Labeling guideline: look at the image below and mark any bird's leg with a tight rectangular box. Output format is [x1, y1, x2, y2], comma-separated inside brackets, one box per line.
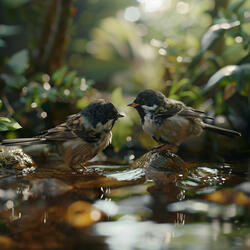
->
[79, 163, 88, 171]
[70, 163, 87, 173]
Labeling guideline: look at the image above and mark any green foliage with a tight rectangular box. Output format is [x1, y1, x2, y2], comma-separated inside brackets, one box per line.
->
[0, 100, 21, 132]
[0, 25, 20, 37]
[1, 45, 94, 111]
[7, 49, 29, 74]
[0, 117, 22, 132]
[18, 66, 93, 109]
[202, 21, 241, 53]
[78, 17, 165, 92]
[0, 0, 29, 8]
[202, 64, 250, 97]
[0, 0, 249, 148]
[168, 78, 201, 103]
[190, 0, 250, 117]
[21, 68, 93, 110]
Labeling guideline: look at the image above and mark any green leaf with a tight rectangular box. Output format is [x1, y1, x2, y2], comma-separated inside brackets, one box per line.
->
[1, 0, 29, 8]
[0, 117, 22, 132]
[0, 100, 2, 110]
[169, 78, 189, 97]
[189, 21, 241, 69]
[229, 0, 247, 12]
[0, 39, 6, 47]
[238, 52, 250, 64]
[202, 64, 250, 94]
[2, 74, 26, 90]
[52, 66, 68, 86]
[87, 79, 94, 87]
[201, 21, 240, 52]
[63, 71, 77, 86]
[0, 25, 20, 37]
[0, 117, 11, 123]
[7, 49, 29, 74]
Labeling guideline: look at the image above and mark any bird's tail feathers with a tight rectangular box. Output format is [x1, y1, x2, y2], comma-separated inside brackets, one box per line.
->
[202, 123, 241, 137]
[1, 137, 46, 146]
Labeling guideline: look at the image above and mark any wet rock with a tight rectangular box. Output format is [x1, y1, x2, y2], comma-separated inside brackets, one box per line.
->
[130, 151, 188, 186]
[131, 151, 187, 172]
[0, 146, 36, 170]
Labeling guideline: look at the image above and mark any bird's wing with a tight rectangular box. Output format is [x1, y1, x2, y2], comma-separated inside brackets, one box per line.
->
[1, 113, 101, 146]
[38, 123, 77, 141]
[179, 107, 214, 120]
[40, 113, 101, 143]
[156, 98, 214, 120]
[1, 123, 76, 146]
[66, 113, 101, 143]
[155, 100, 184, 119]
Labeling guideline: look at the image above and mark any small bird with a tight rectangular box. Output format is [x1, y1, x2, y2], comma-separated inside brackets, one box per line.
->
[128, 89, 241, 151]
[1, 100, 124, 170]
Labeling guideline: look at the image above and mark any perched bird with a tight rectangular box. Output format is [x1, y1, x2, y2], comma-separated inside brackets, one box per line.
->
[128, 89, 241, 151]
[1, 100, 124, 170]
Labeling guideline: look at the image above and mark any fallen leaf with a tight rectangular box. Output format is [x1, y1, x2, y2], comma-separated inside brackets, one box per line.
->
[65, 201, 104, 228]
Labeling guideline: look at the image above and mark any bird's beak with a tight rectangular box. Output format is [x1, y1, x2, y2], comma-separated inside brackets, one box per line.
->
[127, 102, 139, 108]
[118, 113, 125, 118]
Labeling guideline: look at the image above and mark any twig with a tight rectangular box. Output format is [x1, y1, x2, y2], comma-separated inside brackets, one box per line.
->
[1, 95, 14, 116]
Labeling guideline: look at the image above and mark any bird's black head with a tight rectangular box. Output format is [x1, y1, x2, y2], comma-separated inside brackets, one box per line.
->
[81, 100, 123, 128]
[128, 90, 165, 121]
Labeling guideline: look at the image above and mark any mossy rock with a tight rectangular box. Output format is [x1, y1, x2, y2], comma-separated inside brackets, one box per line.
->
[0, 146, 36, 170]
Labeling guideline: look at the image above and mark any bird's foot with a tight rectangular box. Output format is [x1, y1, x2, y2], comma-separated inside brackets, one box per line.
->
[80, 163, 88, 171]
[70, 163, 88, 174]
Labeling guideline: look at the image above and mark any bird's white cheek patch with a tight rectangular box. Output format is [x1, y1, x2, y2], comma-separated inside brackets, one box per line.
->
[109, 132, 112, 144]
[83, 117, 92, 129]
[141, 104, 158, 111]
[96, 119, 113, 132]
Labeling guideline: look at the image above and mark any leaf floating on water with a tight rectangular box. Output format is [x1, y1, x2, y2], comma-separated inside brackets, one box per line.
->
[65, 201, 104, 228]
[0, 235, 15, 248]
[206, 189, 250, 205]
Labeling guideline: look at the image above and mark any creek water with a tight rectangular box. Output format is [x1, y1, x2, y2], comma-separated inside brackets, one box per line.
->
[0, 149, 249, 249]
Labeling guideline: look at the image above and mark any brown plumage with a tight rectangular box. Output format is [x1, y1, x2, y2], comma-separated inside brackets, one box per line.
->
[128, 89, 241, 148]
[1, 100, 123, 170]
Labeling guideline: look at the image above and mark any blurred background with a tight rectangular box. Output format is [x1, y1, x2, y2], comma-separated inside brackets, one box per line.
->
[0, 0, 249, 160]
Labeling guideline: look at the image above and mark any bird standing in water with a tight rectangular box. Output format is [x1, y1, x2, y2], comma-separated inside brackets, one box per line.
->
[128, 89, 241, 151]
[1, 100, 124, 170]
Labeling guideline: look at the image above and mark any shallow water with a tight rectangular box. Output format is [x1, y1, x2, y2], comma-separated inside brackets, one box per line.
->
[0, 150, 249, 249]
